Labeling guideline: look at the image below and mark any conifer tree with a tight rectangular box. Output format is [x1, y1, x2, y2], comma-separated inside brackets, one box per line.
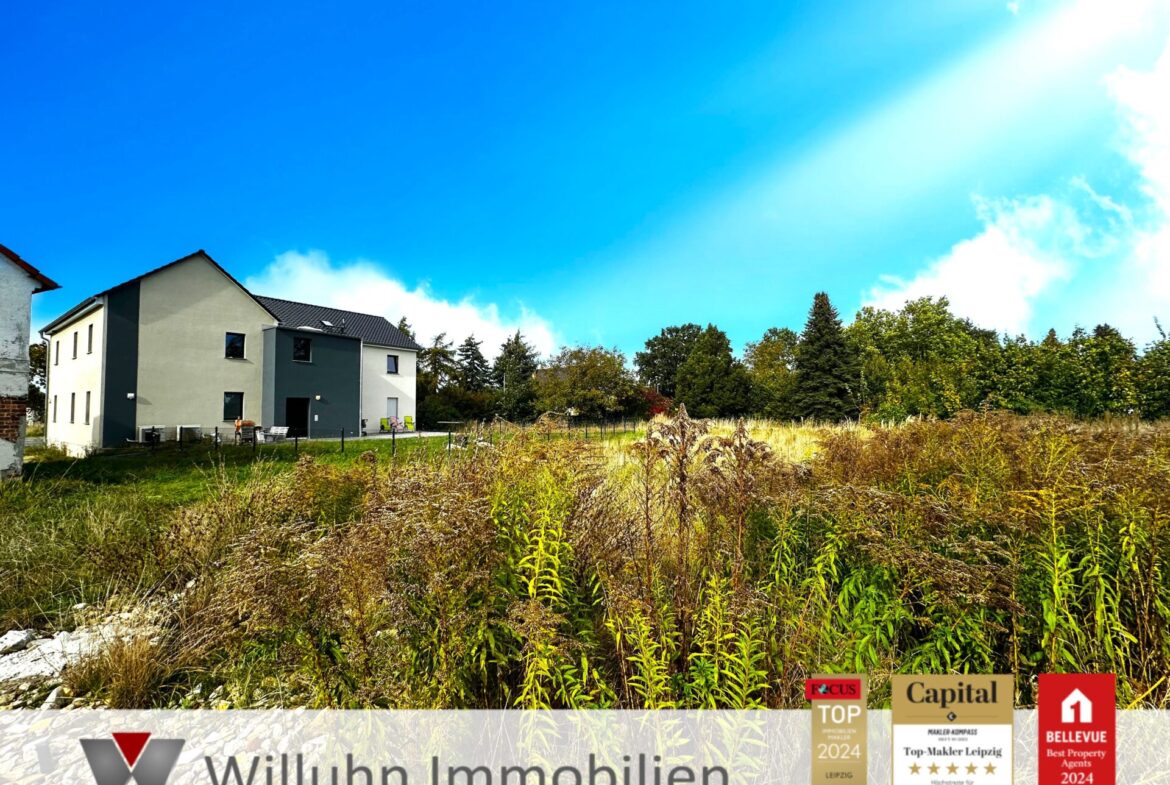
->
[395, 317, 416, 342]
[492, 331, 540, 420]
[674, 324, 752, 418]
[456, 335, 491, 391]
[793, 292, 858, 421]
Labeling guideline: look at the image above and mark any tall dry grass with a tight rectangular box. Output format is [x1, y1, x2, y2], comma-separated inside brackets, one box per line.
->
[45, 411, 1170, 708]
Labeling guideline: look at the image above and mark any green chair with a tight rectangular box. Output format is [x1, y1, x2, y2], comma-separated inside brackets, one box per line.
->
[380, 417, 391, 433]
[403, 416, 415, 432]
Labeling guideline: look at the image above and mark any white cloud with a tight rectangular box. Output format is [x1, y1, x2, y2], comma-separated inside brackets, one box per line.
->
[1103, 43, 1170, 336]
[244, 250, 559, 358]
[1007, 1, 1021, 17]
[866, 28, 1170, 343]
[1108, 41, 1170, 215]
[864, 196, 1074, 335]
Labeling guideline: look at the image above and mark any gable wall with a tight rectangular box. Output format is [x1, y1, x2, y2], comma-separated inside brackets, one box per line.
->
[135, 254, 275, 434]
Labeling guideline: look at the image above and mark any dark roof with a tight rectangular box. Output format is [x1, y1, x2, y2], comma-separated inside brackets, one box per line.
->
[39, 249, 422, 351]
[0, 243, 59, 293]
[254, 295, 422, 351]
[41, 250, 275, 335]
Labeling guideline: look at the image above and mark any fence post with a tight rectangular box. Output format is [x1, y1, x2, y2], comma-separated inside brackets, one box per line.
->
[391, 428, 396, 458]
[341, 427, 345, 453]
[294, 435, 299, 456]
[214, 426, 219, 451]
[252, 429, 257, 457]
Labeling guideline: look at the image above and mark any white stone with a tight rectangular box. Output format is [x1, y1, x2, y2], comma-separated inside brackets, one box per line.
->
[0, 628, 105, 683]
[0, 629, 34, 656]
[40, 686, 64, 709]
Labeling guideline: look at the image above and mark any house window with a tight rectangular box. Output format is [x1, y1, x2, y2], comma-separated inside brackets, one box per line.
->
[72, 331, 78, 359]
[54, 341, 59, 365]
[223, 392, 244, 421]
[387, 354, 399, 374]
[292, 337, 312, 362]
[225, 332, 246, 359]
[70, 393, 76, 424]
[85, 391, 91, 425]
[87, 325, 94, 354]
[52, 395, 57, 423]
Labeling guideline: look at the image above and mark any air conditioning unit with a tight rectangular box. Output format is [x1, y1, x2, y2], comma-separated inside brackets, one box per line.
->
[138, 425, 167, 443]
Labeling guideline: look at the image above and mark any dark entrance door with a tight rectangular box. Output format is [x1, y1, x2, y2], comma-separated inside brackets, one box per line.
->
[285, 397, 310, 438]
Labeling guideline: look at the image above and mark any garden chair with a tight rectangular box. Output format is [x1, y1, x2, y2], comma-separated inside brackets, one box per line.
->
[403, 416, 415, 432]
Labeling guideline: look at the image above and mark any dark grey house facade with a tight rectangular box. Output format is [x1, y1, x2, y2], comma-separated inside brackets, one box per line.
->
[261, 326, 362, 438]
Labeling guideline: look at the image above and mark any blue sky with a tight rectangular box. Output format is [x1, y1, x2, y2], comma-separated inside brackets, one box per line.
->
[5, 0, 1170, 357]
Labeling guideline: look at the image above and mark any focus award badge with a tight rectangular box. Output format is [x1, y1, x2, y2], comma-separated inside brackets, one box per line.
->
[808, 675, 867, 784]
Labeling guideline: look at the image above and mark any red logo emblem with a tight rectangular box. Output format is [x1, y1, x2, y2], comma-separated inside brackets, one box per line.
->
[1038, 674, 1115, 785]
[805, 678, 862, 700]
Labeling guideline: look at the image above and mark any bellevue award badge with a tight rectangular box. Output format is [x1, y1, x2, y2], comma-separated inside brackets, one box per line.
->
[892, 675, 1014, 785]
[808, 675, 867, 784]
[1038, 673, 1115, 785]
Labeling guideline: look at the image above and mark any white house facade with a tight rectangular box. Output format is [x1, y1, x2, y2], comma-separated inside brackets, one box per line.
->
[361, 343, 418, 429]
[42, 251, 420, 455]
[0, 244, 59, 478]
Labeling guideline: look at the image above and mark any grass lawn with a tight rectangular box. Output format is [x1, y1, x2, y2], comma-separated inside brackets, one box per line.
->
[1, 434, 449, 628]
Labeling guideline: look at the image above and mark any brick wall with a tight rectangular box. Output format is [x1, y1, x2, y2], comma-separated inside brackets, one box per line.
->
[0, 395, 27, 443]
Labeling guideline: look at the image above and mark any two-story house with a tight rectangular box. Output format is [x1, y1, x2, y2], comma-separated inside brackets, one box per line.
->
[41, 250, 419, 455]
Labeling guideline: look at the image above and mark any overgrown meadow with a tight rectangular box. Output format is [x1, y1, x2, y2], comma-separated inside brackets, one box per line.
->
[2, 412, 1169, 709]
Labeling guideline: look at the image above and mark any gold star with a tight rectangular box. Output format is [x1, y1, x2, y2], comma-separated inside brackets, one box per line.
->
[928, 763, 940, 774]
[966, 763, 978, 775]
[985, 763, 997, 775]
[910, 764, 921, 774]
[947, 763, 959, 775]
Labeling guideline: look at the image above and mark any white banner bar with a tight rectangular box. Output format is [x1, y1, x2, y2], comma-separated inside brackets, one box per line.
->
[1, 710, 1169, 785]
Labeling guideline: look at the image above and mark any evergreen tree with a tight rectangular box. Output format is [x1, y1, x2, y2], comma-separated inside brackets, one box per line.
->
[793, 292, 858, 421]
[635, 323, 702, 397]
[395, 317, 417, 342]
[419, 333, 458, 388]
[456, 335, 491, 391]
[492, 331, 540, 421]
[674, 324, 752, 418]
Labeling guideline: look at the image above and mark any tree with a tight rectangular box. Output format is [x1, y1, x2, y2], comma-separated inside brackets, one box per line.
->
[492, 331, 540, 421]
[456, 335, 491, 392]
[845, 297, 996, 419]
[674, 325, 752, 418]
[419, 333, 459, 388]
[793, 292, 858, 421]
[1077, 324, 1138, 417]
[635, 323, 702, 398]
[534, 346, 640, 420]
[28, 343, 47, 420]
[744, 327, 798, 419]
[1138, 322, 1170, 419]
[396, 317, 416, 342]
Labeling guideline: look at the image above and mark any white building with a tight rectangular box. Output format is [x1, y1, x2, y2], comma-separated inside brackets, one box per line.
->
[0, 244, 59, 478]
[41, 251, 419, 456]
